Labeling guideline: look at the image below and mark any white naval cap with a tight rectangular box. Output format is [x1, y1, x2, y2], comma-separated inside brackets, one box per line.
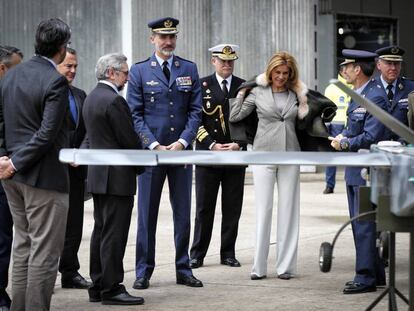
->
[208, 44, 239, 60]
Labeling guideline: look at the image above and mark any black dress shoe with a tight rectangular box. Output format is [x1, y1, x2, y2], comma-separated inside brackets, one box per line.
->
[102, 292, 144, 305]
[250, 274, 266, 280]
[343, 282, 376, 294]
[323, 187, 334, 194]
[133, 277, 150, 290]
[176, 274, 203, 287]
[345, 280, 386, 287]
[221, 258, 241, 267]
[190, 258, 204, 269]
[62, 273, 92, 289]
[277, 273, 292, 280]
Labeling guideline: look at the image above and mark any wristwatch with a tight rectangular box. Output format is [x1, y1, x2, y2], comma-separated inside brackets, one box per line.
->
[340, 139, 350, 150]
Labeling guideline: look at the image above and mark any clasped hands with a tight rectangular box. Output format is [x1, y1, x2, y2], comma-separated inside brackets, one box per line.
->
[329, 134, 344, 151]
[212, 142, 241, 151]
[0, 156, 15, 179]
[154, 141, 185, 151]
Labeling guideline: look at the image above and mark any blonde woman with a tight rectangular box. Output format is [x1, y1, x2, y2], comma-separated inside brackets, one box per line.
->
[229, 51, 308, 280]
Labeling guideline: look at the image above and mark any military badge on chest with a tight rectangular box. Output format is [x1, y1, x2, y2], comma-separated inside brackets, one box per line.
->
[202, 81, 226, 135]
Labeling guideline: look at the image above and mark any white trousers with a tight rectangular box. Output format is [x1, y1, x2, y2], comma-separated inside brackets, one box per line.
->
[251, 165, 300, 277]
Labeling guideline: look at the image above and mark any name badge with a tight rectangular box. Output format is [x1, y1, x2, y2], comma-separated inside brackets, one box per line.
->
[353, 107, 366, 114]
[176, 76, 192, 86]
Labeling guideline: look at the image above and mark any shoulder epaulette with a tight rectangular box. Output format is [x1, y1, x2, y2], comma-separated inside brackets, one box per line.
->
[135, 57, 150, 65]
[175, 55, 194, 64]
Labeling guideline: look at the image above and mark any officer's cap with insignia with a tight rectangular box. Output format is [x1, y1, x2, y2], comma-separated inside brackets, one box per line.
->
[340, 49, 378, 66]
[148, 17, 179, 34]
[375, 45, 405, 62]
[209, 44, 239, 61]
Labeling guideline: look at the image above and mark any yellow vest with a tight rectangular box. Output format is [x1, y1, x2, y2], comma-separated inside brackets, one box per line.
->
[324, 75, 352, 124]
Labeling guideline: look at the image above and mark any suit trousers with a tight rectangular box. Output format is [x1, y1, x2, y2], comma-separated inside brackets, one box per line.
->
[0, 185, 12, 307]
[191, 166, 245, 260]
[251, 165, 300, 277]
[346, 185, 385, 286]
[59, 168, 85, 278]
[136, 165, 192, 279]
[2, 180, 68, 311]
[89, 194, 133, 299]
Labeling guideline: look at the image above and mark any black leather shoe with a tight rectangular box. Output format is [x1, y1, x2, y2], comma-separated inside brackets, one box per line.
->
[190, 258, 204, 269]
[133, 277, 149, 290]
[250, 274, 266, 280]
[343, 282, 376, 294]
[323, 187, 334, 194]
[62, 273, 92, 289]
[176, 274, 203, 287]
[221, 257, 241, 267]
[345, 280, 386, 287]
[88, 294, 101, 303]
[277, 273, 292, 280]
[102, 292, 144, 305]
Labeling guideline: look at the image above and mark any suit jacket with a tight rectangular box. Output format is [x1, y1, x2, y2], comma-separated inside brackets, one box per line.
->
[229, 86, 301, 152]
[82, 82, 142, 196]
[196, 74, 245, 149]
[0, 55, 70, 193]
[127, 53, 202, 149]
[68, 86, 87, 179]
[342, 78, 388, 185]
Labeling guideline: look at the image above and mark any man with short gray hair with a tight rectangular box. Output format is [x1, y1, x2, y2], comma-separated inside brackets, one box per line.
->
[82, 53, 144, 305]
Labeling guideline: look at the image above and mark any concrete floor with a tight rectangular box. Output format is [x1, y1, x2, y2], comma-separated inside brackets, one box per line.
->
[16, 170, 410, 310]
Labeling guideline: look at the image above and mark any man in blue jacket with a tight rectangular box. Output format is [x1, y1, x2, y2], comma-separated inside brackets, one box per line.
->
[375, 45, 414, 141]
[330, 49, 387, 294]
[127, 17, 203, 290]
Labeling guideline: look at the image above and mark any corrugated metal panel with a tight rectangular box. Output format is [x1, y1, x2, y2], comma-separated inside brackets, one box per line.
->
[1, 0, 317, 91]
[0, 0, 122, 93]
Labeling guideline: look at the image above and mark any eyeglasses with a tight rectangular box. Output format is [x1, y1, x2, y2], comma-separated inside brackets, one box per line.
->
[116, 69, 129, 75]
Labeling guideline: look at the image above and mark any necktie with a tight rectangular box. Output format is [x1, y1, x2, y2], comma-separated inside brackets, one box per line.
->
[163, 61, 170, 81]
[69, 91, 78, 123]
[386, 84, 394, 101]
[222, 80, 228, 98]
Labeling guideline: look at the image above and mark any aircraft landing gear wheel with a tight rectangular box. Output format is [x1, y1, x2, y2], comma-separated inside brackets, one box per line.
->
[378, 231, 389, 262]
[319, 242, 333, 273]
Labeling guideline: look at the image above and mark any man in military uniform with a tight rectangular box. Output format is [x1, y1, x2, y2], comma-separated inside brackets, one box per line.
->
[375, 45, 414, 141]
[330, 49, 387, 294]
[127, 17, 203, 290]
[323, 64, 351, 194]
[189, 44, 245, 269]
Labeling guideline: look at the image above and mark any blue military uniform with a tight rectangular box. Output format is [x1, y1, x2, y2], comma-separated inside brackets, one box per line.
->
[127, 17, 202, 282]
[374, 46, 414, 141]
[339, 50, 387, 291]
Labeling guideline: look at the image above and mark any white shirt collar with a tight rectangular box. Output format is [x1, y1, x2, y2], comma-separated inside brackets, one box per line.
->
[355, 79, 370, 94]
[380, 75, 396, 91]
[155, 54, 173, 69]
[215, 73, 232, 91]
[99, 80, 119, 94]
[39, 55, 57, 69]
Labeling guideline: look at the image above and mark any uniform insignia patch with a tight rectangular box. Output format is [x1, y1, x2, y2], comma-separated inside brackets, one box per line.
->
[206, 89, 211, 94]
[353, 107, 366, 113]
[398, 83, 404, 90]
[203, 81, 208, 87]
[203, 95, 212, 100]
[174, 61, 180, 67]
[151, 61, 157, 67]
[146, 80, 159, 86]
[206, 101, 211, 108]
[176, 76, 192, 86]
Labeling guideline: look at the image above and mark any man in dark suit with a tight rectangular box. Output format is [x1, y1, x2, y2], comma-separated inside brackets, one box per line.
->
[83, 53, 144, 306]
[56, 47, 91, 289]
[330, 49, 387, 294]
[375, 45, 414, 141]
[190, 44, 245, 269]
[127, 17, 203, 290]
[0, 18, 71, 310]
[0, 45, 23, 311]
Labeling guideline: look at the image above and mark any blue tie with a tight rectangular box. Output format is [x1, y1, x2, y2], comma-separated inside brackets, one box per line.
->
[69, 91, 78, 123]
